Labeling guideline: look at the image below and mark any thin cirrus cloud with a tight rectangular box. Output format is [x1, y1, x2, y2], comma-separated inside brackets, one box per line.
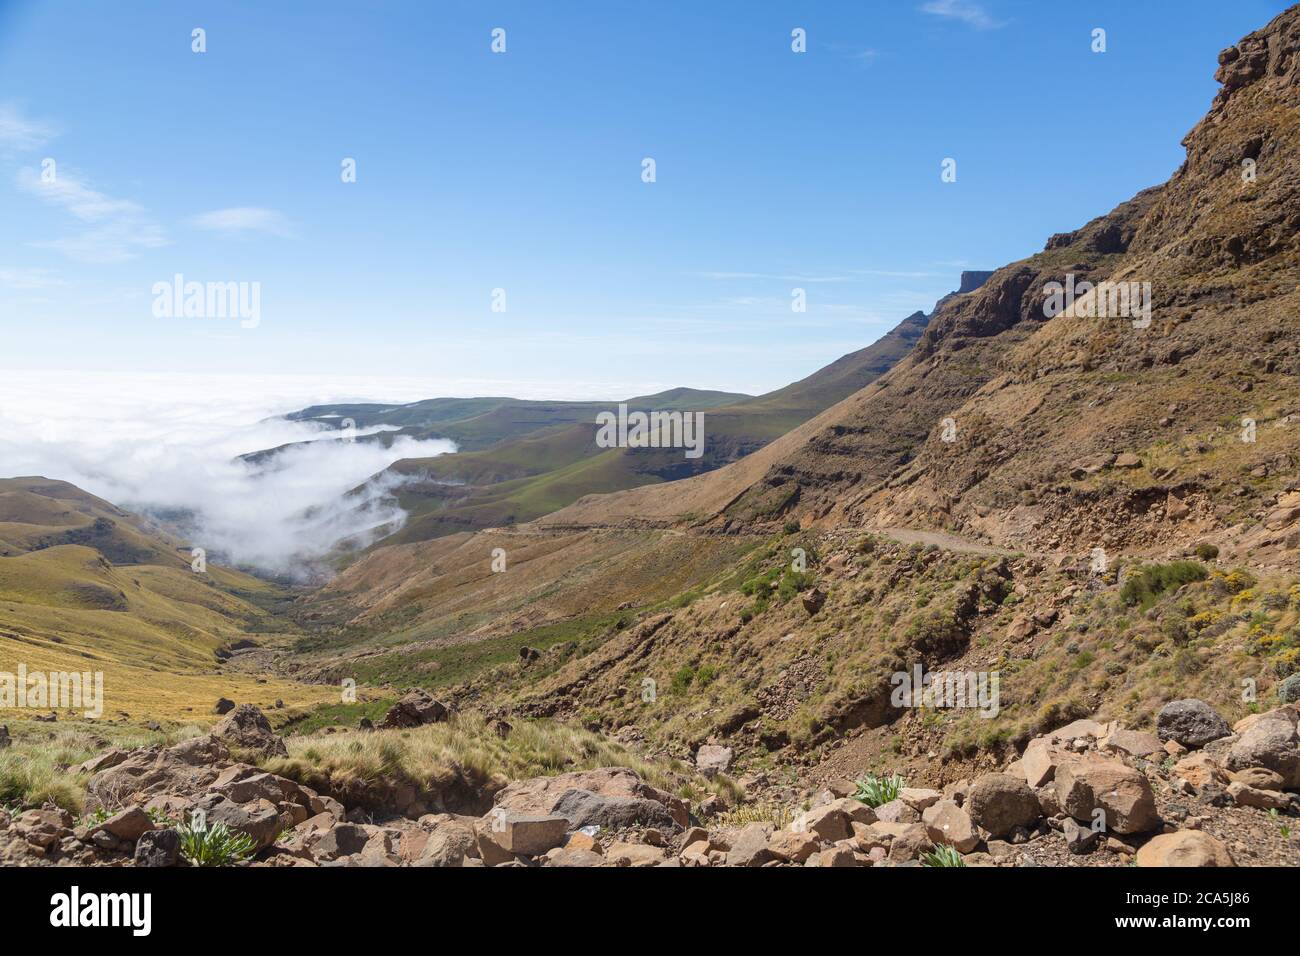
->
[919, 0, 1004, 30]
[0, 267, 64, 290]
[0, 102, 56, 155]
[17, 165, 166, 264]
[190, 206, 296, 239]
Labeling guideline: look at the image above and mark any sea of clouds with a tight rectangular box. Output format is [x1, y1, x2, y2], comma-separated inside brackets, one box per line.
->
[0, 371, 472, 580]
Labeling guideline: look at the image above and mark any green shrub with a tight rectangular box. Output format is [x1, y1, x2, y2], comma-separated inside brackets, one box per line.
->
[670, 667, 695, 694]
[1120, 561, 1208, 610]
[1194, 543, 1219, 561]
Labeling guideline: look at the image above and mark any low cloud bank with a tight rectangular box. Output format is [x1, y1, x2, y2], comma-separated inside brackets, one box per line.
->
[0, 372, 455, 580]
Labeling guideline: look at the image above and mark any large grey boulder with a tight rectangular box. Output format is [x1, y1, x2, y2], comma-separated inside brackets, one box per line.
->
[550, 789, 678, 833]
[1156, 699, 1231, 749]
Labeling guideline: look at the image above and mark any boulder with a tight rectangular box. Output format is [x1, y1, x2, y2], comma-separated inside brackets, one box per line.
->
[801, 588, 827, 615]
[211, 767, 294, 805]
[480, 812, 567, 856]
[1101, 729, 1164, 759]
[1045, 719, 1110, 744]
[495, 767, 685, 829]
[13, 808, 73, 849]
[1022, 737, 1073, 788]
[921, 799, 979, 853]
[695, 744, 733, 777]
[1135, 831, 1234, 867]
[1156, 699, 1231, 749]
[1227, 781, 1291, 811]
[873, 799, 920, 824]
[828, 797, 877, 825]
[1224, 706, 1300, 787]
[605, 841, 666, 867]
[550, 790, 678, 833]
[213, 698, 235, 715]
[793, 803, 851, 842]
[211, 705, 289, 758]
[310, 822, 371, 861]
[195, 794, 281, 851]
[1227, 767, 1285, 791]
[898, 788, 942, 812]
[1062, 817, 1101, 855]
[413, 819, 477, 867]
[768, 829, 820, 863]
[133, 828, 180, 867]
[966, 773, 1041, 837]
[818, 845, 857, 867]
[87, 738, 230, 805]
[942, 778, 970, 806]
[725, 823, 774, 867]
[1278, 674, 1300, 705]
[887, 823, 932, 863]
[1173, 752, 1227, 789]
[378, 689, 451, 729]
[1055, 756, 1159, 834]
[90, 806, 154, 842]
[545, 848, 607, 867]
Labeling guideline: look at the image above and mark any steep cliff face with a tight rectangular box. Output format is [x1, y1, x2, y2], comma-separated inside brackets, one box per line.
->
[843, 7, 1300, 561]
[540, 7, 1300, 566]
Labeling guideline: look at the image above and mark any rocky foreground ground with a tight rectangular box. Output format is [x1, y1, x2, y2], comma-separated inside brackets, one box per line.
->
[2, 691, 1296, 867]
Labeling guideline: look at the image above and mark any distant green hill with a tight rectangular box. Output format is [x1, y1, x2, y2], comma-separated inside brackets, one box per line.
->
[265, 387, 750, 458]
[335, 303, 953, 548]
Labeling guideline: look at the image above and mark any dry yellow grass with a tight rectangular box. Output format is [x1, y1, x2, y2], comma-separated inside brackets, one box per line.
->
[266, 712, 740, 804]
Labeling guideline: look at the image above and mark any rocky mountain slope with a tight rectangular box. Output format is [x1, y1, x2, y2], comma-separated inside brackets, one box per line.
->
[3, 8, 1299, 871]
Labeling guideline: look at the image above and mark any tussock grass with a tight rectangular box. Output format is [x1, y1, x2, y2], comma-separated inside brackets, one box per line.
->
[266, 713, 740, 803]
[0, 720, 201, 812]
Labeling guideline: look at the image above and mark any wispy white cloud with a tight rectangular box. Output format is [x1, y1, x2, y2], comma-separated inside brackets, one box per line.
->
[18, 166, 166, 263]
[920, 0, 1004, 30]
[18, 166, 139, 220]
[695, 271, 853, 283]
[0, 267, 64, 290]
[191, 207, 296, 238]
[0, 103, 56, 155]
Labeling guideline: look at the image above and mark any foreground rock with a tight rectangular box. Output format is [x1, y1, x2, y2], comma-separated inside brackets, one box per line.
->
[1055, 756, 1159, 834]
[1156, 699, 1231, 749]
[378, 690, 452, 730]
[1135, 831, 1235, 867]
[966, 773, 1039, 837]
[212, 704, 289, 758]
[1225, 705, 1300, 787]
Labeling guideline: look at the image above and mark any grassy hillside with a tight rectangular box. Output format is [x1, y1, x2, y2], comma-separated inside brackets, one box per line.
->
[0, 478, 334, 721]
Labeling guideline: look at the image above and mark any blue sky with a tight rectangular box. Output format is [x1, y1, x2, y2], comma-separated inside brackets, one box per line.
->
[0, 0, 1289, 398]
